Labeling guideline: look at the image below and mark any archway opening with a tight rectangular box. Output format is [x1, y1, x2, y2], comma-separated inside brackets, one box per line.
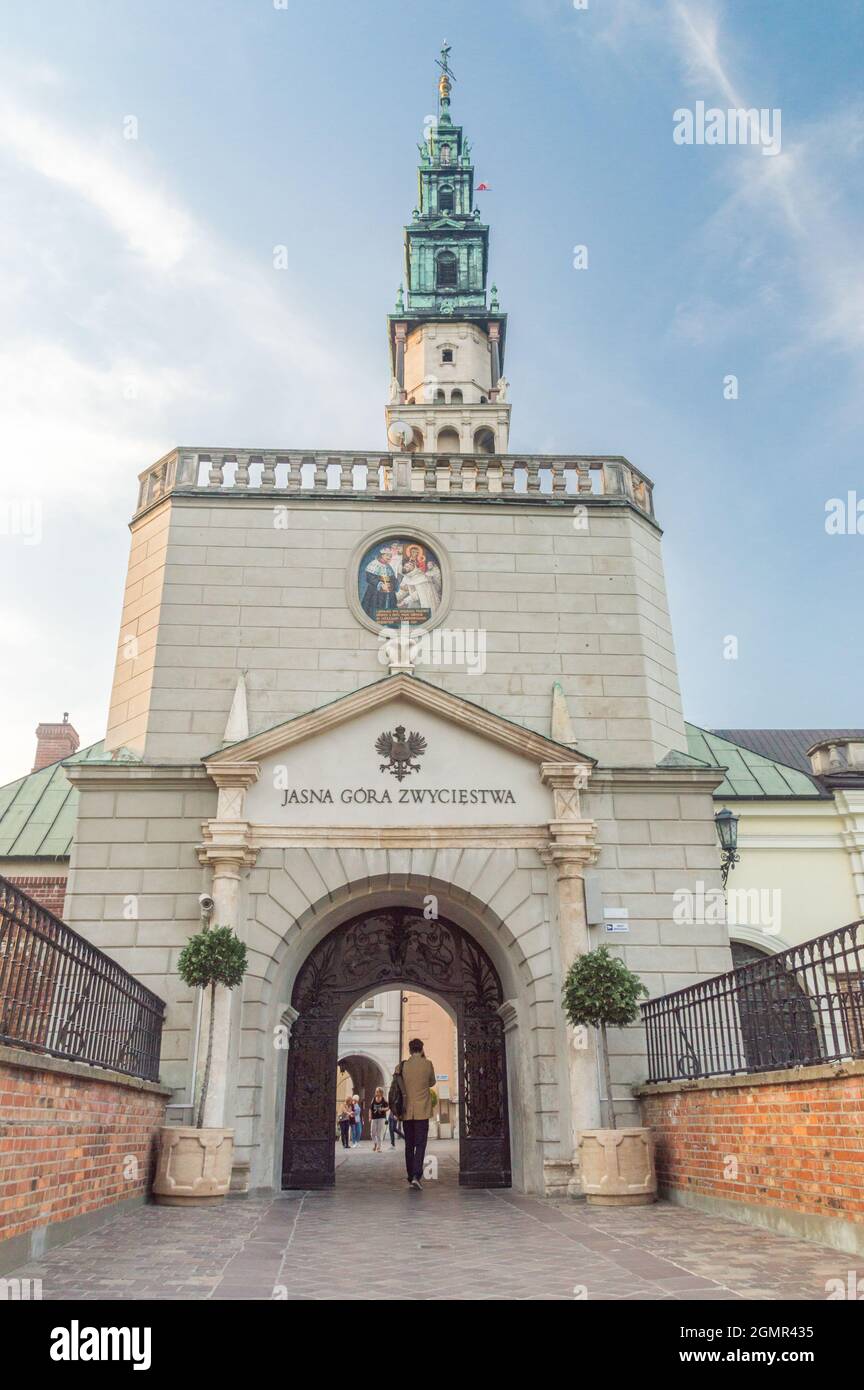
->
[336, 1051, 386, 1142]
[731, 940, 824, 1068]
[334, 988, 458, 1178]
[437, 426, 460, 453]
[282, 907, 511, 1190]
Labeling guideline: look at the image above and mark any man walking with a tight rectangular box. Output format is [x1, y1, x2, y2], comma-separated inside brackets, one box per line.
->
[393, 1038, 436, 1190]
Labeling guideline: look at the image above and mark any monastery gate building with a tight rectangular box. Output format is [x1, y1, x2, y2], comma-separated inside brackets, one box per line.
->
[62, 54, 731, 1197]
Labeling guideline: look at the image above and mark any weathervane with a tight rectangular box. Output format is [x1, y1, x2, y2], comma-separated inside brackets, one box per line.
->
[436, 40, 456, 111]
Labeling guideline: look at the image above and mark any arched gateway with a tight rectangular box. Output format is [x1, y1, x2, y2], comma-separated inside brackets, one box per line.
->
[282, 906, 511, 1189]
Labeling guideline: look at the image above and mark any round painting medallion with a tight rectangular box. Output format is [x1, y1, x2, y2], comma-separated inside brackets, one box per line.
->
[357, 537, 443, 627]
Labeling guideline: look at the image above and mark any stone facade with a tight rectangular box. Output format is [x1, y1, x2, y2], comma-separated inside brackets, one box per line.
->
[104, 495, 687, 771]
[58, 50, 732, 1198]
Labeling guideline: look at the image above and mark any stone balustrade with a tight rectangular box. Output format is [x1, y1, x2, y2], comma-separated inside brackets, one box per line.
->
[134, 448, 655, 520]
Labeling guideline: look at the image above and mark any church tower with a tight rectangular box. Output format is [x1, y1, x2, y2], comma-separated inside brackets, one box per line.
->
[386, 44, 510, 456]
[64, 43, 730, 1202]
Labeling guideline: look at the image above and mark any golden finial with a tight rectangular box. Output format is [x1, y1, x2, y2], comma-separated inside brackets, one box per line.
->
[436, 41, 455, 110]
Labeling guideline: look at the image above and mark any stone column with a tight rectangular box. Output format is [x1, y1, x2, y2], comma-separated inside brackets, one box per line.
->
[196, 762, 260, 1129]
[488, 322, 501, 400]
[540, 762, 601, 1180]
[393, 321, 407, 401]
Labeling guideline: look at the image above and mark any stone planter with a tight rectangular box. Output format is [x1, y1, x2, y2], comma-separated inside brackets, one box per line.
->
[577, 1127, 657, 1206]
[152, 1126, 234, 1206]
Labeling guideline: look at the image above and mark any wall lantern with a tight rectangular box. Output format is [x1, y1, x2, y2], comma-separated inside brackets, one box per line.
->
[714, 807, 740, 888]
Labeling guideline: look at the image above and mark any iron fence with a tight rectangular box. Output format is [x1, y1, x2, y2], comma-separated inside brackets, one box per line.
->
[642, 919, 864, 1083]
[0, 874, 164, 1081]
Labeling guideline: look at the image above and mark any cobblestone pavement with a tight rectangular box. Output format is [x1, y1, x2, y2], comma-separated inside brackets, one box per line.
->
[5, 1141, 851, 1301]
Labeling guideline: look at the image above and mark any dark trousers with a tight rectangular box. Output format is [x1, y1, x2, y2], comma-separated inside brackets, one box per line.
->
[339, 1121, 351, 1148]
[403, 1119, 429, 1181]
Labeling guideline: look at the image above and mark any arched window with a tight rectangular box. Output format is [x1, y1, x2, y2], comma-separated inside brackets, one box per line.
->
[439, 186, 454, 214]
[439, 144, 451, 165]
[450, 389, 463, 404]
[436, 251, 458, 289]
[437, 427, 460, 454]
[434, 389, 445, 403]
[474, 427, 495, 455]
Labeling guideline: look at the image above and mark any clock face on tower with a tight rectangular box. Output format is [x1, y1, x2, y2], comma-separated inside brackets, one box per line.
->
[358, 537, 443, 627]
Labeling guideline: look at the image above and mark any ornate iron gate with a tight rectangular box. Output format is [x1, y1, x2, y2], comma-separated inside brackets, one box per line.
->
[282, 907, 511, 1189]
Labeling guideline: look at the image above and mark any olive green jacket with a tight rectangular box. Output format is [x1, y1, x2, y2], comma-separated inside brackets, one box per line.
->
[398, 1053, 437, 1121]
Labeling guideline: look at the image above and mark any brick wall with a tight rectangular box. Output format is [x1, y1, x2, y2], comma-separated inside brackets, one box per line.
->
[638, 1062, 864, 1231]
[7, 875, 67, 918]
[0, 1045, 169, 1252]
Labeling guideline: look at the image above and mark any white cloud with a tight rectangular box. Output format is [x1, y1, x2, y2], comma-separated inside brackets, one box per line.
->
[652, 1, 864, 369]
[0, 78, 383, 781]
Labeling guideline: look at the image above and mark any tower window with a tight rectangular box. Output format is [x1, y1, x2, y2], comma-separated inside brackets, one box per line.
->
[474, 427, 495, 455]
[441, 349, 454, 364]
[436, 251, 458, 289]
[450, 389, 463, 404]
[440, 144, 451, 165]
[439, 187, 454, 214]
[437, 427, 460, 453]
[434, 389, 445, 403]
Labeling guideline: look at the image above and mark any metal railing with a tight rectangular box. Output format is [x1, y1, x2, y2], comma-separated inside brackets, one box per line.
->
[642, 920, 864, 1083]
[0, 875, 165, 1082]
[134, 447, 656, 521]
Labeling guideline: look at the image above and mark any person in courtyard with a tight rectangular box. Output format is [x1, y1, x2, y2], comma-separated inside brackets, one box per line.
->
[388, 1111, 401, 1147]
[369, 1087, 389, 1151]
[352, 1094, 362, 1146]
[339, 1098, 353, 1149]
[392, 1037, 436, 1189]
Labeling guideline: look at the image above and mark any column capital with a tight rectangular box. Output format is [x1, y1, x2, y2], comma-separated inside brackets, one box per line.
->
[204, 760, 260, 790]
[197, 824, 259, 875]
[541, 823, 599, 874]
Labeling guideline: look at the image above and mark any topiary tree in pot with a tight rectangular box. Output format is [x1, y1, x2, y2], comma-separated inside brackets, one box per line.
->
[153, 925, 248, 1206]
[177, 926, 248, 1128]
[562, 945, 647, 1129]
[562, 946, 656, 1205]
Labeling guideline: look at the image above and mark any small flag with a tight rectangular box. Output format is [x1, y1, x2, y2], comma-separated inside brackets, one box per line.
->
[477, 182, 491, 191]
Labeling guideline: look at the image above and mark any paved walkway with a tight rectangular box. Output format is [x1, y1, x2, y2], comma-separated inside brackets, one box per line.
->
[6, 1141, 851, 1300]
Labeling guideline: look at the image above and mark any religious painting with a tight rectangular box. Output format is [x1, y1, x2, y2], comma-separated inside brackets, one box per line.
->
[358, 537, 443, 626]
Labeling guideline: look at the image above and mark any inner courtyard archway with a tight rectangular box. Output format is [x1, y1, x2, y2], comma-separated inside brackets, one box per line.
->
[282, 907, 511, 1189]
[337, 1054, 386, 1139]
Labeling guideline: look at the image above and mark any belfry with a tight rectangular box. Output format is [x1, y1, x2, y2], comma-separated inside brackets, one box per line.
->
[57, 46, 732, 1198]
[386, 43, 509, 456]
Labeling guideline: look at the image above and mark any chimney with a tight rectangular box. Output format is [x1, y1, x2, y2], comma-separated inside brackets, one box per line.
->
[33, 713, 80, 772]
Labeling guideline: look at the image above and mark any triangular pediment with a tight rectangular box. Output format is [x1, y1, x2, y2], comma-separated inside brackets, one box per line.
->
[204, 675, 594, 769]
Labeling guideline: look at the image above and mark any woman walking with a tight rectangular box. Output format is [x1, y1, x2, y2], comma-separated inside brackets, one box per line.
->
[352, 1094, 362, 1146]
[338, 1098, 353, 1150]
[369, 1087, 389, 1152]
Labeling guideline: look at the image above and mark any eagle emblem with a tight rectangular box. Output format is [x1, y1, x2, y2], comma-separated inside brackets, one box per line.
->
[375, 725, 427, 781]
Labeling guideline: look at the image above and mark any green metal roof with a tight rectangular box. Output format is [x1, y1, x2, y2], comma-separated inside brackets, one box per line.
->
[0, 740, 105, 858]
[684, 724, 825, 799]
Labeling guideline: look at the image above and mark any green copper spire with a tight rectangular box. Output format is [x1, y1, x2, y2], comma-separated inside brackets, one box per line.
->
[387, 46, 508, 399]
[398, 44, 498, 322]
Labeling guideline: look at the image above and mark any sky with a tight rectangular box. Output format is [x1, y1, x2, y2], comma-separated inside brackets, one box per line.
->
[0, 0, 862, 783]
